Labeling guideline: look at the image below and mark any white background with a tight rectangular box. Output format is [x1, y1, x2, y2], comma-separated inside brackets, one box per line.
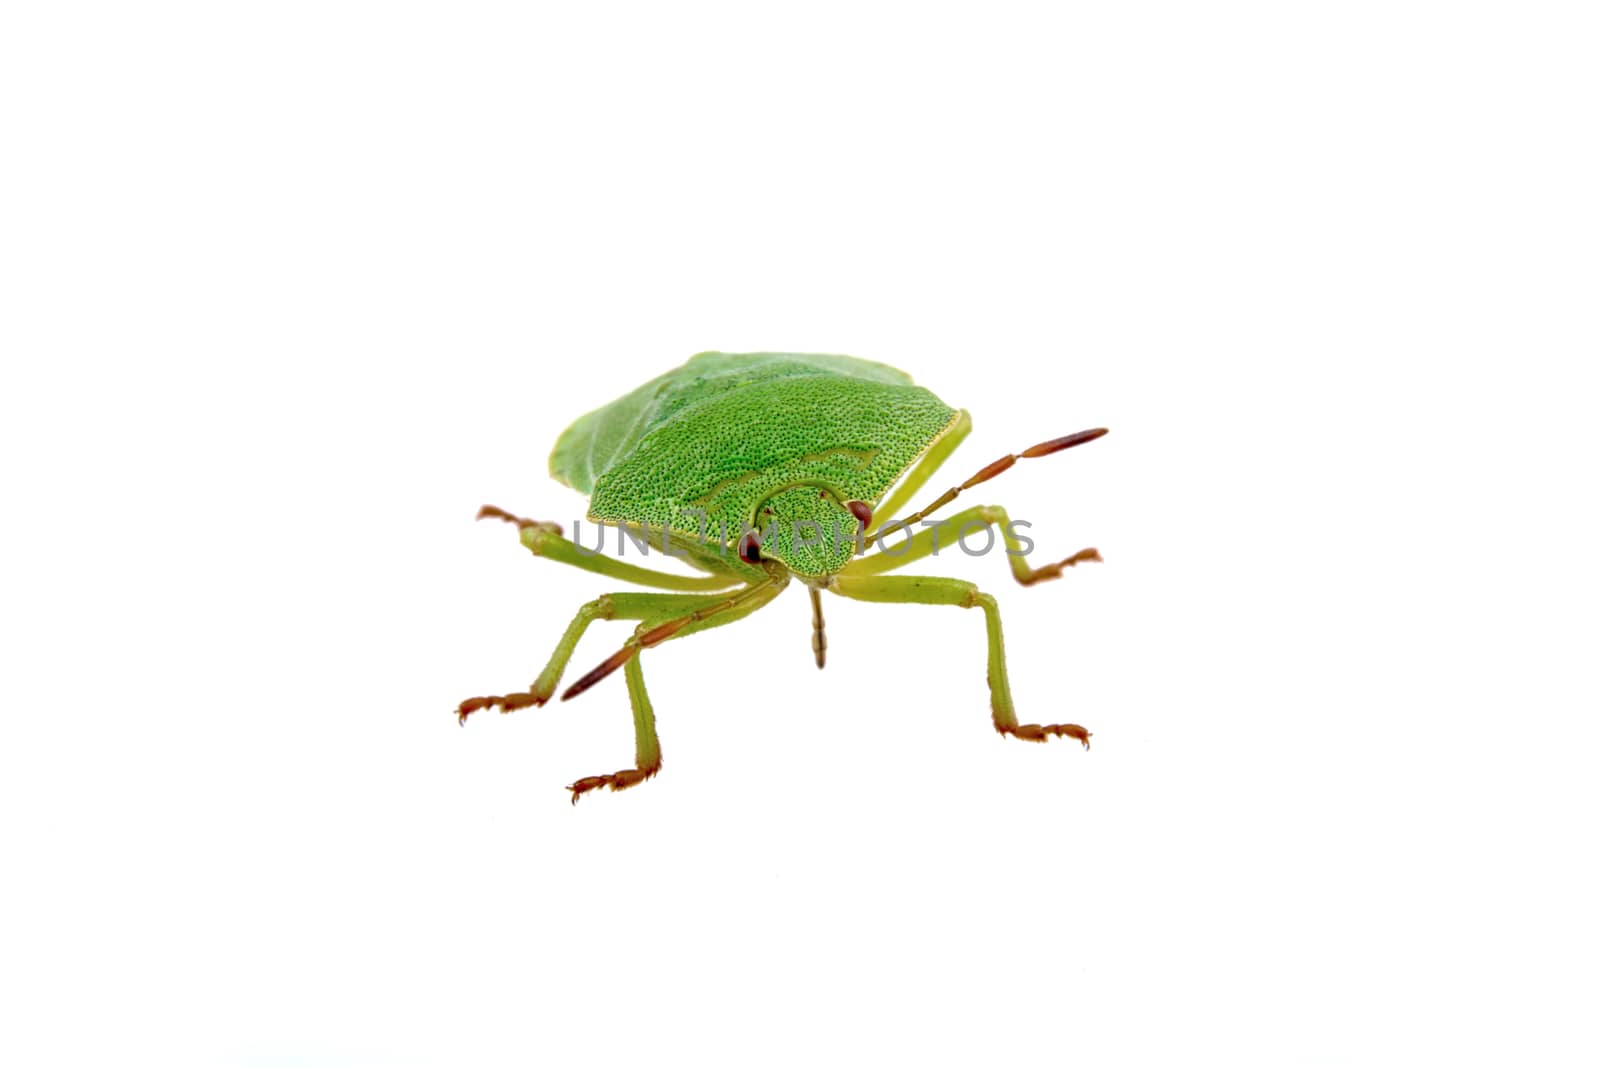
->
[4, 3, 1597, 1065]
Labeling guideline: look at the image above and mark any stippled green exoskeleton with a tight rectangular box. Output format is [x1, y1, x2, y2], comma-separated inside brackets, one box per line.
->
[458, 352, 1108, 801]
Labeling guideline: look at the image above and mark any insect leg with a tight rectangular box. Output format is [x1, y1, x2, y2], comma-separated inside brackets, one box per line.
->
[828, 573, 1091, 749]
[455, 590, 737, 723]
[563, 580, 788, 802]
[566, 655, 662, 804]
[477, 505, 736, 592]
[841, 504, 1101, 585]
[863, 428, 1107, 548]
[561, 579, 787, 702]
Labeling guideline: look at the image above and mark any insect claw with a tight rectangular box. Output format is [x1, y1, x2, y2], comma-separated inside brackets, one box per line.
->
[566, 766, 659, 804]
[1058, 724, 1092, 750]
[1019, 546, 1103, 586]
[455, 695, 496, 724]
[997, 721, 1092, 749]
[567, 776, 608, 804]
[456, 690, 544, 723]
[475, 504, 563, 537]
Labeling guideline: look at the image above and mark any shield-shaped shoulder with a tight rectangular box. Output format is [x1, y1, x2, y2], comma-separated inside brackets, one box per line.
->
[550, 352, 957, 533]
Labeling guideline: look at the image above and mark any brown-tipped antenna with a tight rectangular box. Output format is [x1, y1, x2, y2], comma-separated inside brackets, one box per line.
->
[561, 645, 639, 702]
[864, 427, 1108, 547]
[1020, 427, 1108, 457]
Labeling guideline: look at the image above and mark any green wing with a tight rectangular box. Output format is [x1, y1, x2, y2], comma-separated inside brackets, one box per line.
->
[549, 351, 956, 531]
[549, 351, 930, 495]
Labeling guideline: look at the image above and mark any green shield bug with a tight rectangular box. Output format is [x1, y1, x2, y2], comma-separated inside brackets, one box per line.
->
[458, 351, 1108, 802]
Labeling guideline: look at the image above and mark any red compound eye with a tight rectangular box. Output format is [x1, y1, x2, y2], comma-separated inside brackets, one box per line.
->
[845, 500, 872, 531]
[738, 530, 762, 564]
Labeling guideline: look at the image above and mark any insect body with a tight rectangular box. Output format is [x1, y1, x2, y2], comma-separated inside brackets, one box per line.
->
[458, 351, 1108, 802]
